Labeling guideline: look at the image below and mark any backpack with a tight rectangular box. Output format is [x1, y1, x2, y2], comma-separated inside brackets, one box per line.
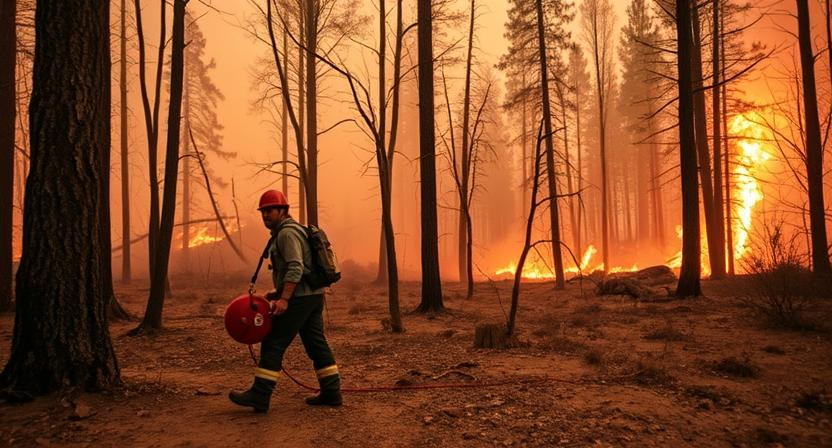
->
[278, 222, 342, 289]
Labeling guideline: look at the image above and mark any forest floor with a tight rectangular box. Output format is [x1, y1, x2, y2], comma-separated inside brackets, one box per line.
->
[1, 273, 831, 447]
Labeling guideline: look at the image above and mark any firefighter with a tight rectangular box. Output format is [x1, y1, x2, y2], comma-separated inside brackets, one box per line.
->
[229, 190, 342, 412]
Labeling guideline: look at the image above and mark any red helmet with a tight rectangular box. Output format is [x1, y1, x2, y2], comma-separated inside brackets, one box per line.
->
[224, 294, 272, 344]
[258, 190, 289, 210]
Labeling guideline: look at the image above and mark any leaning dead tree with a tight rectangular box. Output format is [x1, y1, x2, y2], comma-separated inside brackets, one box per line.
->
[507, 125, 546, 337]
[188, 129, 247, 262]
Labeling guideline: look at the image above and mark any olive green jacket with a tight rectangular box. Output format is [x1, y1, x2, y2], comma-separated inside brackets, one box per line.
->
[269, 218, 325, 298]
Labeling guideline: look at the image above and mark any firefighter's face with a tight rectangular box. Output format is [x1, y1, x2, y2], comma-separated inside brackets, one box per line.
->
[261, 207, 285, 228]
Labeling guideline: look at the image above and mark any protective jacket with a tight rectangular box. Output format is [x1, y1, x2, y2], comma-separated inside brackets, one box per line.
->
[270, 218, 325, 298]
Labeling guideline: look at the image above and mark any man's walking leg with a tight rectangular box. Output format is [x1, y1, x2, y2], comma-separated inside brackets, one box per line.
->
[299, 295, 342, 406]
[229, 306, 307, 412]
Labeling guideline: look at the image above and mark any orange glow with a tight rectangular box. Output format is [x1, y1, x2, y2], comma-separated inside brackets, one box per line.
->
[495, 244, 643, 279]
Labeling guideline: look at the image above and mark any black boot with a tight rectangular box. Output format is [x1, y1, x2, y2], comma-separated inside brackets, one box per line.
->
[229, 377, 276, 413]
[305, 371, 342, 406]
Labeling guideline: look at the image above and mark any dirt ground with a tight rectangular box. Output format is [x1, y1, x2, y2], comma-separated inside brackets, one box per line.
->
[1, 274, 831, 447]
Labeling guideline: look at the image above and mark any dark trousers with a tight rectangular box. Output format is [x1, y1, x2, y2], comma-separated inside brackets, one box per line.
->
[259, 294, 336, 373]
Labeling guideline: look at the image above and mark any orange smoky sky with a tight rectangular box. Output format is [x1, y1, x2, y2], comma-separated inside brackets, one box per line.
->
[100, 0, 829, 279]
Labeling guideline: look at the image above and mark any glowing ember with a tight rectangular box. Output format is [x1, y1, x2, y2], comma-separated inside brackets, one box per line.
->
[188, 226, 224, 248]
[729, 114, 769, 261]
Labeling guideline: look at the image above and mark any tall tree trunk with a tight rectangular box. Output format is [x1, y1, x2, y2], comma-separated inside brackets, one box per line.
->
[181, 53, 190, 272]
[508, 126, 544, 335]
[376, 0, 406, 286]
[721, 12, 734, 274]
[521, 74, 529, 220]
[297, 3, 306, 224]
[119, 0, 131, 284]
[637, 141, 650, 241]
[648, 114, 665, 246]
[676, 0, 702, 297]
[377, 0, 401, 331]
[589, 6, 611, 274]
[0, 0, 16, 310]
[575, 77, 584, 258]
[797, 0, 832, 276]
[304, 0, 318, 226]
[691, 5, 724, 278]
[458, 0, 475, 294]
[134, 0, 166, 281]
[415, 0, 444, 312]
[0, 0, 119, 393]
[138, 0, 187, 331]
[282, 28, 289, 195]
[711, 0, 726, 278]
[558, 87, 579, 264]
[535, 0, 565, 289]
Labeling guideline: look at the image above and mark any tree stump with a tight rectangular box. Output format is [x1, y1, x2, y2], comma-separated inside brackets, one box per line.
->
[473, 323, 511, 348]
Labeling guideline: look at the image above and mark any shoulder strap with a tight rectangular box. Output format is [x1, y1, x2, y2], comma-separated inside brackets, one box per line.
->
[248, 235, 276, 293]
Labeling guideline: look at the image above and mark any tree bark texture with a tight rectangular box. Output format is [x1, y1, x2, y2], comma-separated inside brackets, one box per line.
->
[140, 0, 187, 330]
[796, 0, 832, 276]
[675, 0, 702, 296]
[304, 0, 318, 226]
[690, 5, 724, 278]
[711, 0, 726, 278]
[119, 0, 131, 283]
[0, 0, 16, 310]
[416, 0, 444, 312]
[181, 45, 190, 271]
[1, 0, 120, 394]
[535, 0, 565, 289]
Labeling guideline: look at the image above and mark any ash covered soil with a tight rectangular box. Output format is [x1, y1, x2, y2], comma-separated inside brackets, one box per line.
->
[1, 275, 831, 447]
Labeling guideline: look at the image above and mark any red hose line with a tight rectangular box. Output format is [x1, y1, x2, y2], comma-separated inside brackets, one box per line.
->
[247, 345, 573, 394]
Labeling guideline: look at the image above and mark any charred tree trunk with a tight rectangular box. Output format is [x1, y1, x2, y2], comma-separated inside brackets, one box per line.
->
[0, 0, 120, 394]
[691, 6, 724, 278]
[375, 0, 406, 287]
[721, 13, 734, 275]
[119, 0, 131, 284]
[711, 0, 726, 279]
[134, 0, 166, 282]
[588, 4, 611, 274]
[536, 0, 565, 289]
[558, 86, 579, 265]
[297, 4, 306, 224]
[304, 0, 318, 226]
[797, 0, 832, 276]
[181, 56, 191, 272]
[281, 28, 289, 195]
[0, 0, 15, 310]
[508, 127, 544, 336]
[575, 78, 584, 257]
[675, 0, 702, 297]
[458, 0, 475, 296]
[415, 0, 444, 312]
[376, 0, 402, 331]
[137, 0, 187, 332]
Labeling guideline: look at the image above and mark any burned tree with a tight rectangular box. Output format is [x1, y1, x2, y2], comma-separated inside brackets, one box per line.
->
[135, 0, 188, 332]
[0, 0, 119, 394]
[0, 0, 15, 311]
[415, 0, 444, 313]
[796, 0, 832, 276]
[675, 0, 702, 296]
